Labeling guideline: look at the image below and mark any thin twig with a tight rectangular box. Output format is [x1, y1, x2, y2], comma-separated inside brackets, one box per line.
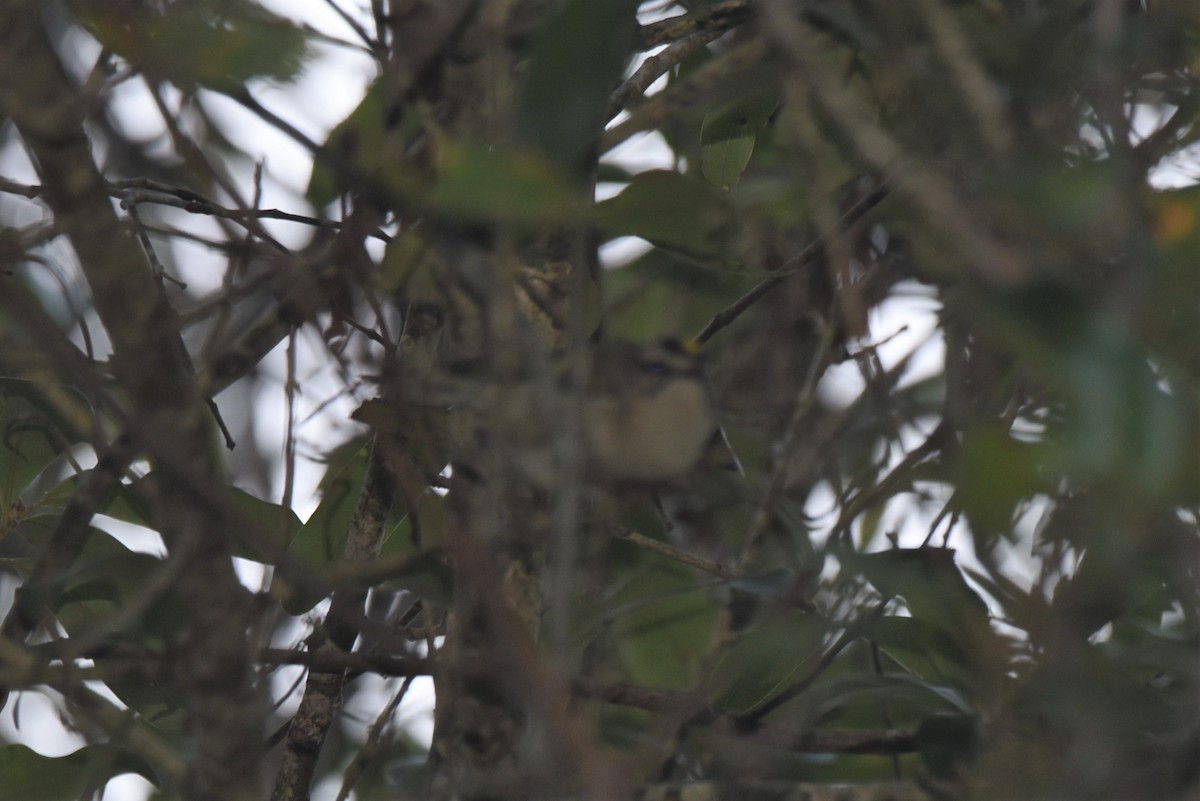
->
[609, 526, 737, 580]
[694, 176, 890, 344]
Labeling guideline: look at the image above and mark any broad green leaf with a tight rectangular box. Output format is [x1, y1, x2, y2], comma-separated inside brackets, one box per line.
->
[709, 611, 828, 712]
[610, 562, 719, 690]
[865, 615, 988, 698]
[699, 93, 779, 190]
[0, 744, 156, 801]
[972, 285, 1188, 495]
[848, 548, 1005, 698]
[427, 140, 588, 226]
[54, 532, 181, 646]
[306, 79, 425, 209]
[596, 171, 733, 260]
[81, 0, 310, 91]
[798, 671, 974, 726]
[222, 484, 302, 562]
[953, 425, 1045, 536]
[377, 547, 454, 607]
[517, 0, 639, 175]
[849, 548, 989, 631]
[288, 438, 368, 566]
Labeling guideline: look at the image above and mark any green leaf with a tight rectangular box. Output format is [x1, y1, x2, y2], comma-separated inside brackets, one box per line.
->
[915, 713, 984, 779]
[596, 171, 733, 260]
[81, 0, 310, 92]
[427, 140, 588, 226]
[848, 548, 1006, 698]
[849, 547, 989, 632]
[709, 611, 828, 712]
[517, 0, 639, 174]
[610, 562, 719, 690]
[0, 380, 76, 510]
[221, 484, 302, 563]
[306, 79, 425, 209]
[0, 744, 156, 801]
[953, 425, 1045, 536]
[699, 93, 779, 190]
[288, 438, 369, 567]
[377, 547, 454, 607]
[53, 532, 183, 647]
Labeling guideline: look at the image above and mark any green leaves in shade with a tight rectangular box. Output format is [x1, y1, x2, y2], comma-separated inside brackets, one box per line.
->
[306, 78, 415, 210]
[953, 426, 1044, 536]
[848, 548, 990, 632]
[0, 744, 156, 801]
[700, 93, 779, 190]
[709, 611, 827, 712]
[596, 171, 733, 260]
[610, 561, 718, 689]
[976, 285, 1188, 496]
[286, 437, 369, 566]
[80, 0, 309, 91]
[849, 548, 1005, 698]
[517, 0, 639, 175]
[0, 380, 77, 510]
[915, 712, 983, 779]
[309, 97, 587, 225]
[426, 141, 588, 226]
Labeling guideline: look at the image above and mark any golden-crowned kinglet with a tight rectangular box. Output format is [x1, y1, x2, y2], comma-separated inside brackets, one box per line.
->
[578, 339, 728, 483]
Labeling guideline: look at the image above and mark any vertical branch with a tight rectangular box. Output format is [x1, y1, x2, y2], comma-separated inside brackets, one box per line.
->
[271, 440, 395, 801]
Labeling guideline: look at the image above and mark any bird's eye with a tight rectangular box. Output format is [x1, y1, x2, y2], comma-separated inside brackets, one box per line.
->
[641, 360, 671, 376]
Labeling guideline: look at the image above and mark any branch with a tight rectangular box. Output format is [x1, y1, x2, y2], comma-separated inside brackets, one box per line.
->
[694, 175, 890, 345]
[0, 637, 187, 791]
[271, 440, 396, 801]
[0, 8, 263, 800]
[638, 1, 753, 49]
[757, 0, 1024, 284]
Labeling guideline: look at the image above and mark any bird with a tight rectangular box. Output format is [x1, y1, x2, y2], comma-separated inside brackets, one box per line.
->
[577, 339, 731, 484]
[370, 338, 735, 488]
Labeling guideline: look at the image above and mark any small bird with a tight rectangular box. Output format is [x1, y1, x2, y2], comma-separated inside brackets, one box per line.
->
[579, 339, 729, 484]
[372, 339, 735, 487]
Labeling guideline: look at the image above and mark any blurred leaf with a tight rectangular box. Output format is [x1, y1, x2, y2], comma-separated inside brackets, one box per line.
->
[0, 744, 156, 801]
[53, 532, 182, 646]
[0, 380, 76, 510]
[709, 611, 828, 712]
[610, 562, 719, 689]
[729, 568, 798, 598]
[306, 79, 425, 209]
[916, 712, 983, 779]
[953, 425, 1045, 536]
[596, 171, 733, 260]
[700, 93, 779, 190]
[378, 228, 440, 303]
[980, 286, 1188, 495]
[81, 0, 310, 92]
[517, 0, 639, 174]
[800, 671, 974, 726]
[378, 547, 453, 607]
[850, 548, 989, 631]
[428, 140, 588, 226]
[864, 616, 986, 703]
[221, 484, 301, 562]
[287, 437, 368, 567]
[849, 548, 1005, 698]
